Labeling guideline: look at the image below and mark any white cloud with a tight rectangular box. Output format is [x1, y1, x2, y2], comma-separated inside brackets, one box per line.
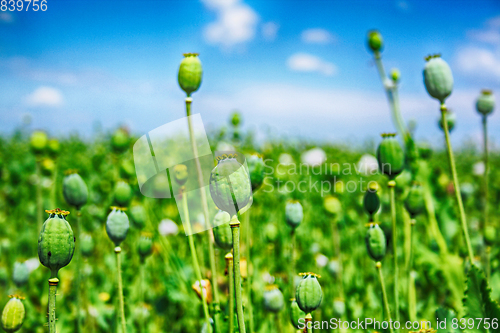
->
[0, 13, 13, 24]
[26, 86, 64, 107]
[202, 0, 258, 49]
[262, 22, 279, 41]
[468, 15, 500, 44]
[287, 53, 337, 76]
[455, 47, 500, 80]
[301, 28, 336, 44]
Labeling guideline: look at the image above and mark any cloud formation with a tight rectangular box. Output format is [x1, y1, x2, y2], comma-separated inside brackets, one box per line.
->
[287, 53, 337, 76]
[301, 28, 336, 44]
[262, 22, 279, 41]
[26, 86, 64, 107]
[202, 0, 258, 49]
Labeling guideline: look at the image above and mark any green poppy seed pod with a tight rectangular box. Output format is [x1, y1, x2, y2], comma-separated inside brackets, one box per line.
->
[111, 128, 130, 153]
[377, 133, 404, 179]
[12, 262, 29, 288]
[113, 181, 132, 207]
[290, 299, 306, 329]
[30, 131, 48, 155]
[404, 183, 425, 218]
[178, 53, 203, 96]
[263, 286, 284, 313]
[1, 296, 25, 333]
[363, 183, 380, 218]
[390, 68, 400, 83]
[323, 196, 342, 215]
[209, 154, 252, 214]
[106, 207, 130, 246]
[231, 112, 241, 127]
[365, 223, 386, 262]
[484, 225, 496, 246]
[137, 234, 153, 262]
[247, 154, 265, 191]
[423, 55, 453, 103]
[80, 233, 94, 257]
[212, 211, 232, 250]
[47, 139, 60, 157]
[476, 89, 495, 116]
[38, 209, 75, 277]
[129, 205, 147, 230]
[438, 110, 456, 133]
[62, 173, 88, 210]
[296, 273, 322, 314]
[173, 164, 188, 187]
[285, 200, 303, 229]
[264, 223, 278, 242]
[367, 30, 383, 53]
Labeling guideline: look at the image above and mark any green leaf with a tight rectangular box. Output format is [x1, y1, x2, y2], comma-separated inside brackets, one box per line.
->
[436, 307, 462, 333]
[463, 264, 500, 333]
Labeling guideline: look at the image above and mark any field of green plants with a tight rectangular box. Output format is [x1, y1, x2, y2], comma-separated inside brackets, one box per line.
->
[0, 31, 499, 333]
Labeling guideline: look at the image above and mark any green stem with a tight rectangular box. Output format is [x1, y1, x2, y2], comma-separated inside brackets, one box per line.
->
[76, 210, 82, 333]
[36, 159, 43, 232]
[304, 313, 312, 333]
[289, 230, 296, 297]
[407, 219, 415, 322]
[441, 104, 474, 261]
[182, 191, 212, 332]
[373, 52, 408, 142]
[115, 247, 127, 333]
[486, 246, 491, 281]
[388, 181, 399, 324]
[482, 115, 489, 230]
[226, 253, 235, 333]
[230, 216, 246, 333]
[331, 216, 344, 302]
[140, 262, 145, 333]
[48, 277, 59, 333]
[376, 262, 395, 333]
[185, 96, 221, 333]
[243, 211, 254, 333]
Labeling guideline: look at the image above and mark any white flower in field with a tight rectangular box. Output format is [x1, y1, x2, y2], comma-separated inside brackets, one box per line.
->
[88, 305, 98, 318]
[262, 272, 275, 284]
[327, 259, 340, 276]
[24, 258, 40, 272]
[333, 299, 346, 316]
[357, 154, 379, 175]
[158, 219, 179, 236]
[278, 153, 294, 165]
[301, 148, 326, 166]
[216, 141, 235, 152]
[315, 253, 329, 268]
[473, 161, 485, 175]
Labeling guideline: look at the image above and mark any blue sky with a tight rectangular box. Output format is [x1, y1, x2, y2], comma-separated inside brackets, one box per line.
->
[0, 0, 499, 147]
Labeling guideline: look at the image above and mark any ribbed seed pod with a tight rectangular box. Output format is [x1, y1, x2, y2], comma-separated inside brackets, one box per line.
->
[247, 154, 265, 191]
[137, 234, 153, 262]
[129, 205, 147, 230]
[363, 182, 380, 218]
[172, 164, 188, 187]
[323, 196, 342, 215]
[484, 225, 496, 246]
[111, 128, 130, 154]
[47, 139, 60, 157]
[178, 53, 203, 96]
[285, 200, 303, 229]
[1, 296, 25, 333]
[367, 30, 383, 53]
[30, 131, 48, 155]
[377, 133, 404, 179]
[476, 89, 495, 116]
[12, 262, 29, 288]
[209, 154, 252, 214]
[290, 298, 306, 329]
[423, 54, 453, 103]
[113, 181, 132, 207]
[404, 183, 425, 218]
[231, 112, 241, 127]
[263, 286, 284, 313]
[365, 223, 386, 262]
[212, 211, 232, 250]
[106, 207, 130, 246]
[38, 209, 75, 277]
[80, 233, 94, 257]
[390, 68, 400, 83]
[438, 110, 456, 133]
[62, 172, 88, 210]
[295, 273, 322, 314]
